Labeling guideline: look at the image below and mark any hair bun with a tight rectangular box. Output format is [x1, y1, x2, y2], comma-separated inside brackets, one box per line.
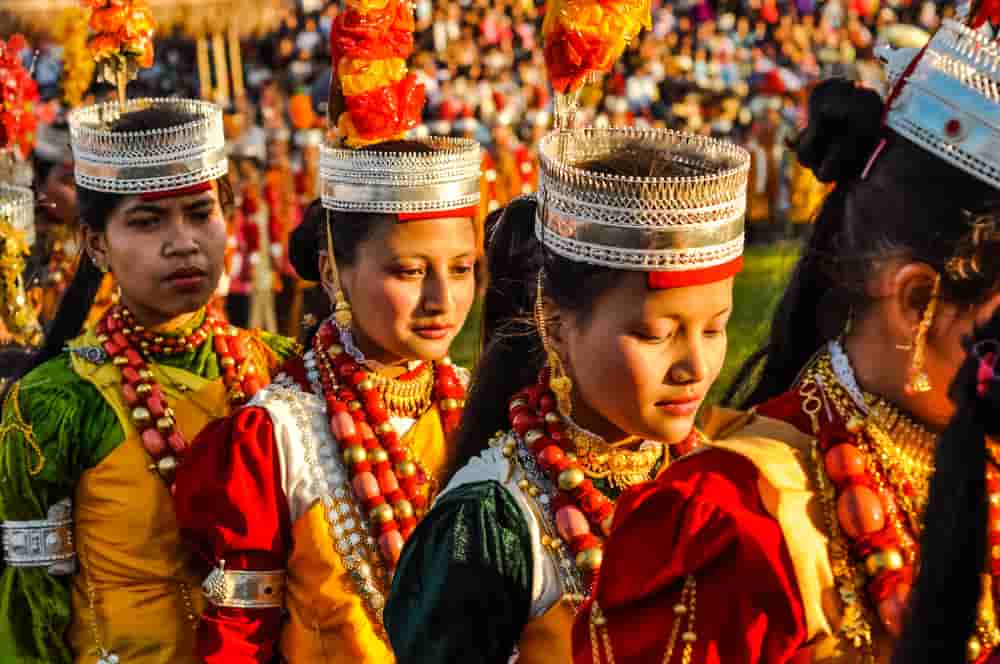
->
[793, 78, 885, 184]
[289, 200, 324, 282]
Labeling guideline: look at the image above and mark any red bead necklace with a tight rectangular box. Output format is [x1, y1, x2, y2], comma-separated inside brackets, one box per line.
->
[98, 304, 262, 481]
[312, 320, 466, 569]
[118, 306, 215, 356]
[507, 370, 702, 587]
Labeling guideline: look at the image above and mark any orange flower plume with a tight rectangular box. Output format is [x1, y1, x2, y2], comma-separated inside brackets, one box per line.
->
[330, 0, 424, 147]
[542, 0, 651, 94]
[0, 35, 39, 159]
[82, 0, 156, 97]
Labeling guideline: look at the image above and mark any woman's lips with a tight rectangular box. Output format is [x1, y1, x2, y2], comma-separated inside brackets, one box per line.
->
[412, 324, 454, 340]
[165, 268, 208, 291]
[657, 396, 703, 417]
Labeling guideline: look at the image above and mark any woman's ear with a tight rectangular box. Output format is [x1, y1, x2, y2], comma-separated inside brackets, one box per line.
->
[83, 226, 110, 273]
[887, 262, 941, 344]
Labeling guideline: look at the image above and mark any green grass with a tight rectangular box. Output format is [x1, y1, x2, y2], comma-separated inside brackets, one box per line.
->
[450, 242, 800, 403]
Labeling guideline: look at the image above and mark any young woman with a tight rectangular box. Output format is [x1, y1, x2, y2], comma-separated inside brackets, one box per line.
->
[891, 310, 1000, 664]
[574, 16, 1000, 664]
[171, 133, 484, 662]
[385, 126, 751, 663]
[0, 99, 294, 664]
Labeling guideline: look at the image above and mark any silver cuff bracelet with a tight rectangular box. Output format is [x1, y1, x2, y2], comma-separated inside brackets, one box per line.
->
[1, 498, 76, 575]
[202, 560, 286, 609]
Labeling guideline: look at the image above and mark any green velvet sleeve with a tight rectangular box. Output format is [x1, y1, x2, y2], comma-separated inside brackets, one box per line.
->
[385, 480, 534, 664]
[0, 354, 123, 664]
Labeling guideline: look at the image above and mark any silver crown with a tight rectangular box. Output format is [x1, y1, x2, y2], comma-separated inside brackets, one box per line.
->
[68, 98, 228, 194]
[0, 184, 35, 246]
[320, 137, 481, 214]
[881, 19, 1000, 190]
[536, 127, 749, 272]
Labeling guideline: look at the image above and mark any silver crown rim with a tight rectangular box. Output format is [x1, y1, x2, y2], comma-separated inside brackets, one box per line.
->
[535, 127, 749, 272]
[0, 183, 35, 246]
[320, 136, 482, 214]
[68, 98, 228, 194]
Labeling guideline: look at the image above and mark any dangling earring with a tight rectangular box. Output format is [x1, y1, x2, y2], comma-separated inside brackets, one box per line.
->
[905, 275, 941, 396]
[535, 270, 573, 418]
[325, 213, 352, 330]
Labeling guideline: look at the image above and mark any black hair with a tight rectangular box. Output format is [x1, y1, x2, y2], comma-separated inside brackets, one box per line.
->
[449, 145, 690, 480]
[8, 105, 233, 387]
[725, 78, 1000, 408]
[892, 311, 1000, 664]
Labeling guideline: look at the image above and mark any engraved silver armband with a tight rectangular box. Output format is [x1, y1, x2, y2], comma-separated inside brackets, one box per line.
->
[1, 498, 76, 575]
[202, 560, 286, 609]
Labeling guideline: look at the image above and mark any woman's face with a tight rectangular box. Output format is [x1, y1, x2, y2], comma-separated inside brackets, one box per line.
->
[85, 184, 228, 327]
[553, 273, 734, 445]
[332, 217, 478, 365]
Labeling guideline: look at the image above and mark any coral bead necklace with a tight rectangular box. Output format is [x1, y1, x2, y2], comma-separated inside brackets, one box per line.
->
[312, 320, 465, 570]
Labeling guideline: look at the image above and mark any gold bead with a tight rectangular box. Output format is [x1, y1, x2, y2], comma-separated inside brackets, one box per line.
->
[601, 515, 615, 535]
[329, 344, 344, 356]
[575, 547, 603, 571]
[122, 327, 133, 335]
[220, 356, 236, 368]
[682, 631, 698, 644]
[673, 603, 688, 615]
[968, 636, 983, 662]
[348, 400, 362, 411]
[164, 407, 176, 419]
[992, 520, 1000, 532]
[541, 535, 552, 548]
[113, 356, 129, 366]
[153, 336, 164, 344]
[559, 468, 585, 491]
[131, 407, 152, 426]
[544, 412, 561, 424]
[139, 369, 154, 380]
[230, 390, 246, 403]
[527, 486, 540, 498]
[343, 446, 368, 465]
[133, 325, 145, 333]
[153, 455, 178, 479]
[156, 416, 175, 433]
[441, 398, 460, 411]
[508, 398, 527, 412]
[136, 383, 152, 396]
[591, 612, 607, 626]
[375, 422, 394, 435]
[370, 448, 389, 464]
[992, 544, 1000, 560]
[97, 334, 109, 343]
[358, 380, 375, 392]
[441, 356, 453, 365]
[846, 416, 865, 433]
[517, 479, 530, 490]
[502, 444, 516, 458]
[394, 500, 414, 520]
[396, 461, 417, 478]
[883, 548, 904, 571]
[370, 503, 395, 523]
[565, 452, 578, 463]
[990, 493, 1000, 507]
[244, 364, 256, 376]
[525, 430, 544, 445]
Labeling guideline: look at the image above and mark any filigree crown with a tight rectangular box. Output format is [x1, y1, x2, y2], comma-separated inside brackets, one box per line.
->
[881, 17, 1000, 190]
[0, 184, 35, 246]
[319, 137, 481, 214]
[68, 98, 228, 194]
[535, 127, 750, 272]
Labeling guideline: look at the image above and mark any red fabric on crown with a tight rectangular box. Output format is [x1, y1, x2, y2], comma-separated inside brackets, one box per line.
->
[139, 181, 213, 202]
[396, 204, 479, 222]
[646, 256, 743, 289]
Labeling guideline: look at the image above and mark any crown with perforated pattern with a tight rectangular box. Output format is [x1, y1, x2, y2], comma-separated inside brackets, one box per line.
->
[68, 98, 228, 194]
[535, 127, 749, 285]
[880, 11, 1000, 191]
[0, 184, 35, 246]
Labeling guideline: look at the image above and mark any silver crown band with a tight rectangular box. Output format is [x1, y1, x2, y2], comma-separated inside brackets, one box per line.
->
[0, 183, 35, 247]
[320, 137, 481, 214]
[536, 128, 749, 271]
[69, 98, 229, 194]
[884, 20, 1000, 190]
[202, 562, 286, 609]
[1, 498, 75, 575]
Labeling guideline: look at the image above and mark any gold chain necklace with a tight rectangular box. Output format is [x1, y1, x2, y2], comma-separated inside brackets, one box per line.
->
[565, 421, 665, 490]
[361, 364, 435, 419]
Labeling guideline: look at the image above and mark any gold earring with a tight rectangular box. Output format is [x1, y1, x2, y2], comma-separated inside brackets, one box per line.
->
[535, 270, 573, 418]
[325, 214, 352, 329]
[905, 275, 941, 396]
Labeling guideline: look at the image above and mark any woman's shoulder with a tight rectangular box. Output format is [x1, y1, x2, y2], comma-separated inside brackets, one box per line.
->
[8, 350, 109, 427]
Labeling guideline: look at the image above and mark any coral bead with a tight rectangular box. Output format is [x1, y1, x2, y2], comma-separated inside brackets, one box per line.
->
[556, 506, 591, 541]
[537, 445, 565, 470]
[379, 530, 405, 565]
[836, 485, 886, 538]
[824, 444, 866, 483]
[377, 469, 400, 495]
[330, 411, 357, 441]
[877, 583, 911, 637]
[141, 428, 167, 456]
[352, 472, 381, 501]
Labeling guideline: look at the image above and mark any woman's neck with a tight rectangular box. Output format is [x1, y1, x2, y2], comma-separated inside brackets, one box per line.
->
[347, 324, 417, 379]
[119, 295, 203, 332]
